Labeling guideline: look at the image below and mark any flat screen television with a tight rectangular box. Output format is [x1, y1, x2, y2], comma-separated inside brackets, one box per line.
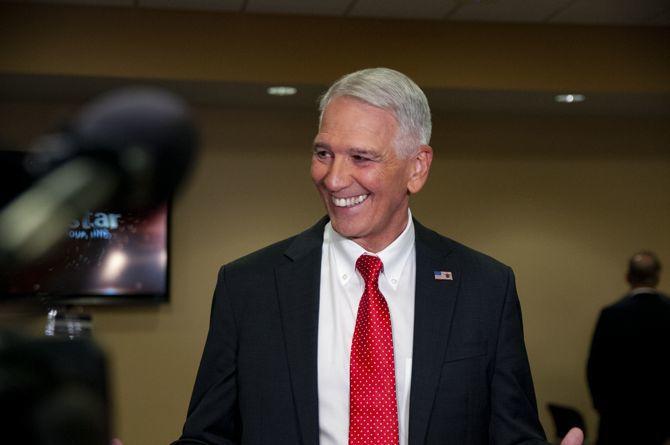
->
[1, 202, 170, 305]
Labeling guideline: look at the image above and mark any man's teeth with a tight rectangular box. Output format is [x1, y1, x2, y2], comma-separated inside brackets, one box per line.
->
[332, 194, 369, 208]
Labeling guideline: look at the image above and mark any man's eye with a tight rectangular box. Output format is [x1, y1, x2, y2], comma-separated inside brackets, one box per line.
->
[352, 155, 370, 162]
[314, 150, 331, 159]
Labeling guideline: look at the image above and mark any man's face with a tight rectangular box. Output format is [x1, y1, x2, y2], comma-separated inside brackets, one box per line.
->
[311, 96, 431, 252]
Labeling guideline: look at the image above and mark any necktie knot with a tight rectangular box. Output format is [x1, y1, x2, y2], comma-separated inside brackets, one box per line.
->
[355, 254, 383, 286]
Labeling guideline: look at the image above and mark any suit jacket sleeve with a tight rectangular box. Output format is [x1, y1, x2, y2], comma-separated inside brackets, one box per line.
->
[172, 266, 241, 445]
[489, 268, 546, 444]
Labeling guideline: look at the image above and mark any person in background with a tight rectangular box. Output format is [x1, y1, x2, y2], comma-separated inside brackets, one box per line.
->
[588, 251, 670, 445]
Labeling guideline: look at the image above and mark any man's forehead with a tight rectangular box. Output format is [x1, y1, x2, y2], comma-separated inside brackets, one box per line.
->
[321, 96, 396, 121]
[319, 98, 397, 134]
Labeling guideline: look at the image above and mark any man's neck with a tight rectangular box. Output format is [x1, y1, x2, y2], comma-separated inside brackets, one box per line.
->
[348, 210, 413, 253]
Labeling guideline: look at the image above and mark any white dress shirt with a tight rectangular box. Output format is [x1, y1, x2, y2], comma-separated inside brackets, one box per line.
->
[317, 210, 416, 445]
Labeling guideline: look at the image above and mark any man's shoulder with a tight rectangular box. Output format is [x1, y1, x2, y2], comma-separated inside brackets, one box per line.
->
[414, 219, 513, 277]
[601, 291, 670, 320]
[612, 290, 670, 305]
[223, 217, 328, 273]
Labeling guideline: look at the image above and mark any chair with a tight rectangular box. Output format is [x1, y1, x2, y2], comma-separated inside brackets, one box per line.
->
[547, 403, 587, 444]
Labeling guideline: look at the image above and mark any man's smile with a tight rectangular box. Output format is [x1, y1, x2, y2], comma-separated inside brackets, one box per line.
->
[331, 194, 369, 208]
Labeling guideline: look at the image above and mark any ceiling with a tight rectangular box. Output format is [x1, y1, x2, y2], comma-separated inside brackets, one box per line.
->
[3, 0, 670, 26]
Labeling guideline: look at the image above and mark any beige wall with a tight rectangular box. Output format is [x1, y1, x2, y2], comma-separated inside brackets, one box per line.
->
[2, 3, 670, 443]
[1, 102, 669, 444]
[2, 4, 669, 93]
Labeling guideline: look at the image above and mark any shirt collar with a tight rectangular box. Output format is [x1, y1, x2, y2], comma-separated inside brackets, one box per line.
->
[324, 209, 415, 291]
[629, 287, 659, 297]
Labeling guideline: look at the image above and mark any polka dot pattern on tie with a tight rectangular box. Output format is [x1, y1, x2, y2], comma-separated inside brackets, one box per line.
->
[349, 254, 399, 445]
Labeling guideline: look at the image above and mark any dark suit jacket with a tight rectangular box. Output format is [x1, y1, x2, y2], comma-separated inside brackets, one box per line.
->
[173, 218, 546, 445]
[587, 290, 670, 445]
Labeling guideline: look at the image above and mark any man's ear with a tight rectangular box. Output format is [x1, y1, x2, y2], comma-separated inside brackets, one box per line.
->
[407, 145, 433, 195]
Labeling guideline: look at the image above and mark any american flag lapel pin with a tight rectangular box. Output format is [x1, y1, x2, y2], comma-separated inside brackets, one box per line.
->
[434, 271, 453, 281]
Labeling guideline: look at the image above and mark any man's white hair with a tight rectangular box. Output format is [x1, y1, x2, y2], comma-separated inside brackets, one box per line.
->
[318, 67, 432, 158]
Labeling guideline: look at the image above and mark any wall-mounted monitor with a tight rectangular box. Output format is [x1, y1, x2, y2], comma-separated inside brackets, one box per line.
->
[2, 202, 170, 305]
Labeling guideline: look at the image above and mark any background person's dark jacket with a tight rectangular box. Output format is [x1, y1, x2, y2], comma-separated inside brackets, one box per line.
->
[588, 290, 670, 445]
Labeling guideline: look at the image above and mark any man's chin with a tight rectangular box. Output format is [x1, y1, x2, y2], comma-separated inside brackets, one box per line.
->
[329, 220, 365, 241]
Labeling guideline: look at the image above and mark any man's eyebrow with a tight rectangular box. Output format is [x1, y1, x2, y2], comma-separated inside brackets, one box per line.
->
[349, 147, 382, 159]
[312, 143, 382, 159]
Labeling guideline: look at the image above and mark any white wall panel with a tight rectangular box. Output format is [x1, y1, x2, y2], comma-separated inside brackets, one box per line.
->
[450, 0, 574, 23]
[139, 0, 244, 12]
[246, 0, 350, 16]
[349, 0, 459, 20]
[552, 0, 668, 25]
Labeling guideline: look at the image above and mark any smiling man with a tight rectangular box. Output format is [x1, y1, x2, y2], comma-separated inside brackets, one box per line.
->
[172, 68, 583, 445]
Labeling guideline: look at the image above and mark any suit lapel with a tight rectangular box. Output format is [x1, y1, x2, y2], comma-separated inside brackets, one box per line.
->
[408, 221, 462, 445]
[275, 218, 327, 445]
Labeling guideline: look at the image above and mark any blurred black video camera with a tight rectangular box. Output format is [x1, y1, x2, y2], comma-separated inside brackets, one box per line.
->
[0, 331, 109, 445]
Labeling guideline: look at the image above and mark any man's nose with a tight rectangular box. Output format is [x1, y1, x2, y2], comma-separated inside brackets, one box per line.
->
[322, 157, 351, 192]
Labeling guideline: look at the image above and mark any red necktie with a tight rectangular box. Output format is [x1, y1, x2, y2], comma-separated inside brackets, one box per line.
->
[349, 254, 399, 445]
